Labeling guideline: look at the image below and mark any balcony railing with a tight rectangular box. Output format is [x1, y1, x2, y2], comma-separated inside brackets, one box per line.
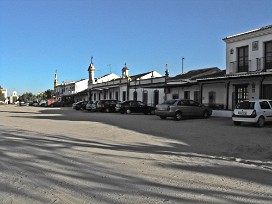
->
[256, 57, 272, 71]
[229, 58, 272, 74]
[229, 60, 251, 73]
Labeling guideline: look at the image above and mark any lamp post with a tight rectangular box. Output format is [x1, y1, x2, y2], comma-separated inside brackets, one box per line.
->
[182, 57, 185, 73]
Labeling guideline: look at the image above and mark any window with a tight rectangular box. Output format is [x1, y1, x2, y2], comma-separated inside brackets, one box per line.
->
[172, 94, 179, 99]
[94, 93, 96, 101]
[238, 46, 249, 72]
[189, 100, 199, 106]
[177, 100, 185, 106]
[194, 91, 199, 102]
[104, 90, 107, 99]
[208, 91, 216, 105]
[260, 101, 271, 109]
[265, 41, 272, 70]
[143, 91, 148, 104]
[133, 91, 137, 101]
[122, 91, 126, 101]
[235, 101, 255, 109]
[115, 92, 118, 100]
[184, 91, 190, 99]
[154, 90, 159, 106]
[109, 92, 112, 99]
[235, 85, 248, 104]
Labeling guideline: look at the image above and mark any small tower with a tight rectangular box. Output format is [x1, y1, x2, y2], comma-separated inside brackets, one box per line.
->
[122, 63, 129, 78]
[88, 56, 96, 84]
[54, 70, 58, 88]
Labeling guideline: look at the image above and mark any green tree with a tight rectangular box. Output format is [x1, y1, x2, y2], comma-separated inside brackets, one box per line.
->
[45, 89, 54, 99]
[0, 89, 5, 101]
[20, 92, 34, 102]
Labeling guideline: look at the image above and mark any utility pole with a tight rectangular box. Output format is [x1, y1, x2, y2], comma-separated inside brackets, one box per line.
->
[182, 57, 185, 73]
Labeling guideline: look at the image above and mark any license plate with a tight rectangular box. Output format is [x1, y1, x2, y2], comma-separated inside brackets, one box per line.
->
[238, 111, 247, 115]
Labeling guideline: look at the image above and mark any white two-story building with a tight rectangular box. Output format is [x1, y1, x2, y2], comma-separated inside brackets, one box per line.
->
[198, 25, 272, 110]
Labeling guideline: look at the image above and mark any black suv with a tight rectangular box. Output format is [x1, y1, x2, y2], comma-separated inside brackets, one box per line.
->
[115, 100, 155, 114]
[96, 100, 120, 112]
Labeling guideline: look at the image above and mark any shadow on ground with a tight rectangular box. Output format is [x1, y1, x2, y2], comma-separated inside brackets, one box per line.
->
[0, 127, 271, 203]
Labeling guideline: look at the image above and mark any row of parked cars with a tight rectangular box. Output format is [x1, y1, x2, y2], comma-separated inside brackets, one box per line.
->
[72, 100, 156, 115]
[71, 98, 272, 127]
[72, 99, 213, 120]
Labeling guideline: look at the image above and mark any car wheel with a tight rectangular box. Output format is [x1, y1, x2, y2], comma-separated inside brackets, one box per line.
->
[126, 109, 131, 114]
[160, 116, 166, 119]
[105, 108, 110, 113]
[233, 121, 241, 126]
[174, 111, 182, 121]
[203, 110, 210, 118]
[256, 116, 265, 128]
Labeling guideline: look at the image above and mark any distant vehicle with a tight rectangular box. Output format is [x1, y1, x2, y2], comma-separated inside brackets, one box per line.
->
[86, 101, 98, 111]
[232, 99, 272, 127]
[96, 100, 120, 112]
[39, 100, 47, 107]
[72, 101, 88, 110]
[155, 99, 212, 121]
[115, 100, 155, 114]
[29, 100, 39, 106]
[47, 99, 65, 107]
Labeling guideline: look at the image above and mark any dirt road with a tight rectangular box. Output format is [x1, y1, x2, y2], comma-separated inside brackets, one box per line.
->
[0, 105, 271, 203]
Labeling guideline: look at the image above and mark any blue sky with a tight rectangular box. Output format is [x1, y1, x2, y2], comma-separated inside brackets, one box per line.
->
[1, 0, 272, 95]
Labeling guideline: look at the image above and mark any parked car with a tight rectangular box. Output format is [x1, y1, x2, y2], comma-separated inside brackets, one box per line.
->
[39, 100, 47, 107]
[47, 99, 65, 107]
[155, 99, 212, 121]
[96, 100, 120, 112]
[72, 101, 88, 110]
[115, 100, 155, 114]
[232, 99, 272, 127]
[86, 101, 98, 111]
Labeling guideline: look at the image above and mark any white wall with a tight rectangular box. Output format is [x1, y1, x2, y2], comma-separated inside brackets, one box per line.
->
[75, 79, 88, 93]
[96, 73, 120, 84]
[225, 31, 272, 74]
[202, 83, 226, 106]
[167, 85, 199, 100]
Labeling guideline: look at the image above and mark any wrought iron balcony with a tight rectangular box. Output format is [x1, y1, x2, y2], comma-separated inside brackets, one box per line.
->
[229, 60, 251, 74]
[256, 57, 272, 71]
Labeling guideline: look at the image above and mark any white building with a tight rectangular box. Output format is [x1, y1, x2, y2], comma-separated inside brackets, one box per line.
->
[54, 70, 89, 103]
[199, 25, 272, 109]
[88, 62, 163, 106]
[9, 90, 18, 104]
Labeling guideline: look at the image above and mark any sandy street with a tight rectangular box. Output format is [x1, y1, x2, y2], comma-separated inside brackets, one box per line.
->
[0, 105, 272, 204]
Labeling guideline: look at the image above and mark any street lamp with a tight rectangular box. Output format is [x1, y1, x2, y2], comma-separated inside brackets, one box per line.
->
[182, 57, 185, 73]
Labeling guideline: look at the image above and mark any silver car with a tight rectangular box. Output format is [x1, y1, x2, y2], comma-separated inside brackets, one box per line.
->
[155, 99, 212, 121]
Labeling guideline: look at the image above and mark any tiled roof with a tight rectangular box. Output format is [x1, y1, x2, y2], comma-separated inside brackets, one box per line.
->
[130, 71, 153, 80]
[169, 67, 221, 81]
[196, 70, 226, 80]
[198, 70, 272, 81]
[223, 25, 272, 40]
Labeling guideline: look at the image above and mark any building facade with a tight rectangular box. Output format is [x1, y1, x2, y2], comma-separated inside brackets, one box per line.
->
[199, 25, 272, 110]
[87, 63, 163, 106]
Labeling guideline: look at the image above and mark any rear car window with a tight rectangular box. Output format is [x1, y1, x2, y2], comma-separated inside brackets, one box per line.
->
[235, 101, 255, 109]
[162, 100, 177, 105]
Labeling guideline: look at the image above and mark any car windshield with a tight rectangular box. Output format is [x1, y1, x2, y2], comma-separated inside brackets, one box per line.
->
[162, 100, 177, 105]
[235, 101, 255, 109]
